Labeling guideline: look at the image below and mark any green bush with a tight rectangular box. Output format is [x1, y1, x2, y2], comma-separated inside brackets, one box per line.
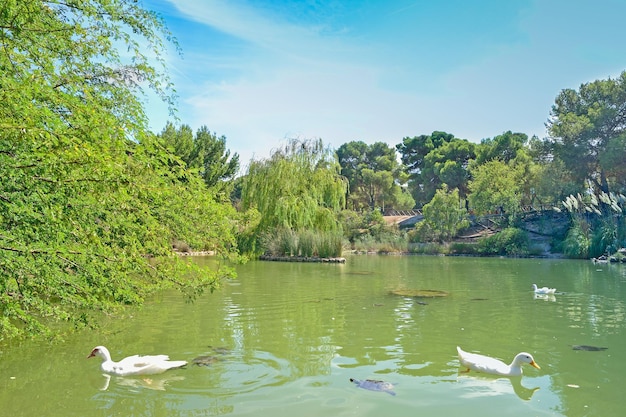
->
[448, 242, 478, 255]
[298, 229, 317, 257]
[353, 230, 408, 253]
[261, 228, 343, 258]
[562, 221, 591, 259]
[477, 228, 529, 256]
[317, 231, 343, 258]
[407, 221, 435, 243]
[409, 242, 449, 255]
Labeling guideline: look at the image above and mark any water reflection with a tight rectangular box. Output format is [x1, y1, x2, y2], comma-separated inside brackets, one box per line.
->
[5, 256, 626, 416]
[534, 293, 557, 302]
[98, 373, 186, 391]
[456, 374, 540, 401]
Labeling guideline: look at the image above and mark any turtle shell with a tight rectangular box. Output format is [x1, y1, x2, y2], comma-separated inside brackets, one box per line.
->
[350, 378, 396, 395]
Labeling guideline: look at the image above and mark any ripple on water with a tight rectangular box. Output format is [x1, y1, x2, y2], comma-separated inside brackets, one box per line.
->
[169, 349, 294, 397]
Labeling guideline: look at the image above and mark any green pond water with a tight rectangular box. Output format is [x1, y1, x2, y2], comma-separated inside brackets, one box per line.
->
[1, 255, 625, 416]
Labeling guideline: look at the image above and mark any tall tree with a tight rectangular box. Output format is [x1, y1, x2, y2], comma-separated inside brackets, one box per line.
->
[396, 131, 459, 206]
[191, 126, 240, 189]
[0, 1, 238, 340]
[158, 123, 240, 189]
[337, 141, 413, 210]
[398, 133, 475, 206]
[422, 139, 476, 199]
[335, 141, 368, 196]
[240, 138, 347, 254]
[472, 131, 546, 210]
[474, 131, 528, 165]
[418, 186, 469, 242]
[546, 72, 626, 194]
[158, 122, 195, 164]
[468, 160, 526, 223]
[396, 131, 455, 177]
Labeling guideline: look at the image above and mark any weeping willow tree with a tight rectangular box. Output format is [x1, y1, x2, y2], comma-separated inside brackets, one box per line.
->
[240, 139, 348, 256]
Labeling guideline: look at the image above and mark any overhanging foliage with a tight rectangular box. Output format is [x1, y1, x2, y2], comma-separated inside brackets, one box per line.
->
[0, 0, 239, 341]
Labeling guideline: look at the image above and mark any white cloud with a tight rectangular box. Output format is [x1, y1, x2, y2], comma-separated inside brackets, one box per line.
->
[144, 0, 626, 167]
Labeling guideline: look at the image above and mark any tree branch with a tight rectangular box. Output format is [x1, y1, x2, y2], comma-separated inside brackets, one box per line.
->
[0, 246, 117, 261]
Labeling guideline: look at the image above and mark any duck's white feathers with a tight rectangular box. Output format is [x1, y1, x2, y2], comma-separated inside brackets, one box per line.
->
[457, 346, 540, 377]
[532, 284, 556, 294]
[88, 346, 187, 376]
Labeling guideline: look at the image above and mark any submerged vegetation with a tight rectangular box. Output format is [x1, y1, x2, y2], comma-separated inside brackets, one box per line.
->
[2, 1, 626, 341]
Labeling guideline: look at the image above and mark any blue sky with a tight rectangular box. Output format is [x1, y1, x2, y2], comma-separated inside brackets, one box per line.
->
[142, 0, 626, 167]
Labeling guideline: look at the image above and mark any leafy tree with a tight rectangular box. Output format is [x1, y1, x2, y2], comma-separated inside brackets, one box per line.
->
[361, 168, 392, 210]
[191, 126, 240, 188]
[422, 139, 476, 200]
[336, 141, 413, 211]
[396, 132, 474, 206]
[531, 159, 579, 208]
[240, 138, 347, 255]
[599, 133, 626, 193]
[474, 131, 528, 165]
[336, 141, 368, 195]
[468, 160, 526, 223]
[415, 186, 469, 242]
[157, 122, 195, 164]
[0, 1, 238, 340]
[396, 131, 455, 177]
[158, 123, 240, 189]
[546, 72, 626, 195]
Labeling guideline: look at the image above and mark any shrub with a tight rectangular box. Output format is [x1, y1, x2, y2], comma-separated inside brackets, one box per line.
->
[562, 220, 590, 259]
[262, 228, 297, 256]
[353, 230, 408, 253]
[409, 242, 449, 255]
[448, 242, 478, 255]
[317, 231, 343, 258]
[477, 227, 529, 256]
[261, 228, 343, 258]
[298, 229, 317, 257]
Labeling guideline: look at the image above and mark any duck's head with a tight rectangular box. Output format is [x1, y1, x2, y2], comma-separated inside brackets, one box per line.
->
[88, 346, 110, 360]
[514, 352, 540, 369]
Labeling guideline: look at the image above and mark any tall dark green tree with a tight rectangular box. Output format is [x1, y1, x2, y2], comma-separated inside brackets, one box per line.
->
[396, 131, 456, 206]
[474, 131, 528, 165]
[191, 126, 240, 188]
[397, 132, 474, 206]
[396, 131, 455, 177]
[336, 141, 413, 210]
[545, 72, 626, 257]
[0, 1, 239, 340]
[546, 72, 626, 195]
[423, 138, 476, 199]
[158, 123, 240, 189]
[158, 122, 195, 164]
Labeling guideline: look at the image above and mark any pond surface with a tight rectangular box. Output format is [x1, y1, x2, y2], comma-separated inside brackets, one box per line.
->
[2, 255, 626, 416]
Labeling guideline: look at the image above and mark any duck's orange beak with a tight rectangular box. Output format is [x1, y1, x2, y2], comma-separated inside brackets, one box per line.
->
[530, 360, 540, 370]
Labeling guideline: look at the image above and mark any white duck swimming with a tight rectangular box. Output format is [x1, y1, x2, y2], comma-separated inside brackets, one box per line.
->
[88, 346, 187, 376]
[532, 284, 556, 295]
[457, 346, 540, 376]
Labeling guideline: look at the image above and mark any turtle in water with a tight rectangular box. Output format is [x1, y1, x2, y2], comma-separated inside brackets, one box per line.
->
[191, 355, 221, 366]
[208, 346, 232, 355]
[350, 378, 396, 396]
[572, 345, 608, 351]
